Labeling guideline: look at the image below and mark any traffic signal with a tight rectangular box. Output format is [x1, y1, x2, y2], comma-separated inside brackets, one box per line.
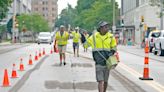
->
[15, 22, 19, 28]
[13, 15, 19, 28]
[141, 16, 144, 22]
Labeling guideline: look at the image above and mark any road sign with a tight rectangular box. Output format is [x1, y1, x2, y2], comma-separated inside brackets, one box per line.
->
[112, 26, 116, 31]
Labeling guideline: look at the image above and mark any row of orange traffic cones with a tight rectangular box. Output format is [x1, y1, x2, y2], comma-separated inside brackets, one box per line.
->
[2, 47, 55, 87]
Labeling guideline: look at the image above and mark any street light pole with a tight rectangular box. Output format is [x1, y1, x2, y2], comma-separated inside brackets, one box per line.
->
[12, 0, 16, 43]
[160, 0, 163, 30]
[112, 0, 116, 33]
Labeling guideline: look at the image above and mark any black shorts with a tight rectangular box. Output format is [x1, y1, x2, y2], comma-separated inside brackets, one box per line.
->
[73, 42, 79, 49]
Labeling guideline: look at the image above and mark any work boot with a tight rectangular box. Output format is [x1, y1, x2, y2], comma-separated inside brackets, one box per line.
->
[64, 62, 66, 65]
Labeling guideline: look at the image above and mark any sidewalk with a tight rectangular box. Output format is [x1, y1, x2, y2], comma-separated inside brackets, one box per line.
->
[0, 41, 11, 46]
[118, 45, 164, 63]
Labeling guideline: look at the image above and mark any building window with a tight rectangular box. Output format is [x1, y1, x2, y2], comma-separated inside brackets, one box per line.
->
[52, 8, 54, 11]
[42, 1, 45, 5]
[42, 7, 45, 11]
[52, 14, 55, 17]
[35, 8, 38, 11]
[46, 1, 48, 5]
[136, 0, 139, 7]
[46, 7, 48, 11]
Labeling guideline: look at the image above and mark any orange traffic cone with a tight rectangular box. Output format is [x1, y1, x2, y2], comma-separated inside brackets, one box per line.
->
[35, 51, 38, 61]
[29, 54, 33, 65]
[2, 69, 10, 87]
[39, 49, 42, 57]
[43, 48, 45, 55]
[11, 64, 18, 78]
[19, 58, 24, 71]
[139, 40, 153, 80]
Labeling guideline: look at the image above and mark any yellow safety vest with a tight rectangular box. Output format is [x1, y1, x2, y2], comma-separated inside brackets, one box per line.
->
[85, 34, 89, 39]
[55, 31, 69, 45]
[72, 31, 81, 43]
[85, 32, 117, 51]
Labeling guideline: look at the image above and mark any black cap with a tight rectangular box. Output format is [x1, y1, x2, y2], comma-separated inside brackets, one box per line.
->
[98, 21, 109, 29]
[97, 21, 109, 32]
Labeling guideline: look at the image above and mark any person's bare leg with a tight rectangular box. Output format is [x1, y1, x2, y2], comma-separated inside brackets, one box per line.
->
[63, 53, 66, 65]
[73, 48, 75, 57]
[98, 81, 104, 92]
[59, 54, 62, 66]
[104, 82, 108, 92]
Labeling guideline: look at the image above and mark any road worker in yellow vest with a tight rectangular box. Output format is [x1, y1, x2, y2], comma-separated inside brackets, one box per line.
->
[84, 21, 117, 92]
[83, 31, 89, 52]
[71, 27, 81, 57]
[55, 25, 69, 66]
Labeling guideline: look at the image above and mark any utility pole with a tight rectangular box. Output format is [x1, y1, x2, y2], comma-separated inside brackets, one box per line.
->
[112, 0, 116, 33]
[12, 0, 16, 43]
[160, 0, 163, 30]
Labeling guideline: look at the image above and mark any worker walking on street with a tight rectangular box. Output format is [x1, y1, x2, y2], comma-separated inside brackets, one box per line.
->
[54, 25, 69, 66]
[84, 21, 117, 92]
[83, 31, 89, 52]
[71, 27, 81, 57]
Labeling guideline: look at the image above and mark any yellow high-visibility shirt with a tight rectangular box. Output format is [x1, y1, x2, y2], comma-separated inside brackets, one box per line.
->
[72, 31, 81, 43]
[55, 31, 69, 45]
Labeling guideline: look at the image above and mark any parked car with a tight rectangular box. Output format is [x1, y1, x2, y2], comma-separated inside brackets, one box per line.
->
[37, 32, 52, 44]
[154, 30, 164, 56]
[148, 30, 160, 52]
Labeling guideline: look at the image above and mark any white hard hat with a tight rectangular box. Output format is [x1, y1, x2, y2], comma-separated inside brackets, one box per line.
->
[60, 25, 64, 28]
[75, 27, 79, 30]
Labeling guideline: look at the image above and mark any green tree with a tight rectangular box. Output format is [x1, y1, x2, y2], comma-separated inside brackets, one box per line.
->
[0, 24, 6, 34]
[0, 0, 12, 20]
[17, 14, 50, 33]
[150, 0, 164, 29]
[74, 0, 119, 31]
[55, 4, 76, 28]
[149, 0, 164, 17]
[55, 0, 119, 32]
[76, 0, 96, 13]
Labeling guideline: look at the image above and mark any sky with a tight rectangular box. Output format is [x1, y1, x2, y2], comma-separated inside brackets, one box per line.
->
[57, 0, 121, 15]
